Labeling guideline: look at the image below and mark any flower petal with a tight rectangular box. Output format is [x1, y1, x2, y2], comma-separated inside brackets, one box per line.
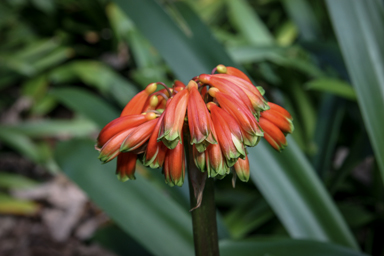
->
[216, 64, 252, 83]
[268, 102, 293, 121]
[210, 90, 263, 146]
[233, 154, 250, 182]
[187, 86, 217, 152]
[116, 152, 137, 181]
[158, 89, 189, 149]
[120, 83, 157, 116]
[259, 117, 287, 152]
[120, 118, 158, 152]
[173, 80, 186, 91]
[143, 113, 168, 168]
[205, 143, 229, 177]
[163, 138, 185, 187]
[193, 144, 206, 171]
[96, 114, 147, 148]
[198, 74, 256, 116]
[98, 128, 135, 163]
[213, 74, 269, 111]
[261, 108, 294, 134]
[209, 103, 245, 167]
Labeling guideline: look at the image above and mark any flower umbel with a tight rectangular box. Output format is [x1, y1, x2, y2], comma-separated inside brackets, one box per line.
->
[96, 64, 294, 190]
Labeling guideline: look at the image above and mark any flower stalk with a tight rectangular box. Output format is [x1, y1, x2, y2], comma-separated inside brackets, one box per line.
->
[185, 138, 220, 256]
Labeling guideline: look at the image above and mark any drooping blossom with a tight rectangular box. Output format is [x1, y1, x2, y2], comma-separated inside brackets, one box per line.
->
[187, 81, 217, 152]
[158, 86, 189, 149]
[259, 102, 294, 152]
[233, 154, 250, 182]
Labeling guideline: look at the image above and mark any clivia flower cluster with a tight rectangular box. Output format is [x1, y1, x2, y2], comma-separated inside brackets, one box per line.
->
[95, 65, 293, 187]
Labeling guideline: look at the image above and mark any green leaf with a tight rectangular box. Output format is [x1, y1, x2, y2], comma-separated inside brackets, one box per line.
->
[338, 203, 375, 229]
[248, 139, 358, 249]
[114, 0, 232, 82]
[0, 173, 39, 189]
[183, 0, 225, 25]
[12, 37, 61, 61]
[228, 46, 324, 77]
[114, 0, 358, 249]
[224, 196, 274, 239]
[0, 128, 41, 162]
[106, 3, 135, 41]
[228, 45, 286, 63]
[0, 193, 40, 216]
[281, 0, 321, 41]
[3, 46, 72, 76]
[312, 95, 346, 176]
[225, 0, 274, 45]
[33, 47, 73, 73]
[213, 27, 249, 47]
[55, 139, 194, 256]
[289, 82, 317, 143]
[92, 224, 152, 256]
[130, 66, 172, 87]
[276, 21, 298, 46]
[30, 0, 55, 14]
[219, 238, 368, 256]
[0, 118, 97, 138]
[30, 95, 58, 116]
[0, 73, 20, 91]
[326, 0, 384, 182]
[49, 87, 119, 128]
[49, 61, 138, 107]
[306, 79, 357, 101]
[22, 74, 48, 100]
[106, 5, 171, 85]
[329, 133, 371, 194]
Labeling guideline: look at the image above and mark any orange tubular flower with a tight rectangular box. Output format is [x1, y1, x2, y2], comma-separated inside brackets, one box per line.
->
[198, 74, 256, 116]
[259, 117, 287, 152]
[143, 112, 168, 168]
[173, 80, 186, 91]
[120, 118, 158, 152]
[120, 83, 157, 116]
[193, 144, 206, 171]
[259, 103, 293, 151]
[98, 128, 136, 163]
[213, 74, 269, 112]
[96, 113, 156, 163]
[187, 82, 217, 152]
[216, 64, 252, 84]
[208, 103, 245, 167]
[142, 95, 160, 113]
[260, 103, 294, 134]
[163, 137, 185, 187]
[209, 88, 263, 147]
[116, 152, 137, 181]
[158, 87, 190, 149]
[233, 155, 250, 182]
[200, 86, 209, 100]
[96, 114, 149, 148]
[205, 143, 229, 177]
[96, 64, 293, 189]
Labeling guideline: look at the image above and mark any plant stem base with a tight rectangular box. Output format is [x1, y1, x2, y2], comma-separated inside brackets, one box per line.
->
[188, 176, 220, 256]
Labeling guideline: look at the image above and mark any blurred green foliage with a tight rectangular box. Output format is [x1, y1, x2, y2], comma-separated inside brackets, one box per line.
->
[1, 0, 383, 255]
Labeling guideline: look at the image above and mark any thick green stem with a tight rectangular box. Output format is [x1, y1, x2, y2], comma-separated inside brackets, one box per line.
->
[185, 143, 220, 256]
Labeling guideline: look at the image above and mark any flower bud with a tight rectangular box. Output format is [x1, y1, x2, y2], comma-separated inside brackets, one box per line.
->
[116, 152, 137, 181]
[233, 155, 250, 182]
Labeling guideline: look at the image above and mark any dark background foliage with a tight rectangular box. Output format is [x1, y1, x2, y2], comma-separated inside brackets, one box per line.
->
[0, 0, 383, 255]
